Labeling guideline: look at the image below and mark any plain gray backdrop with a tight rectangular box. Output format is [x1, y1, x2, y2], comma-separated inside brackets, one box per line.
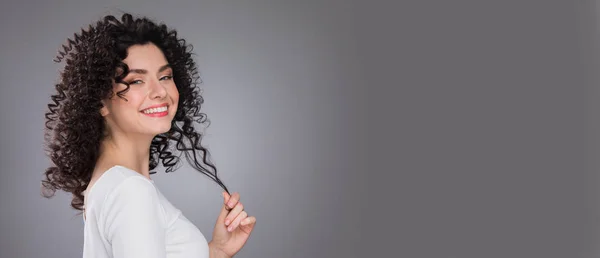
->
[0, 0, 597, 257]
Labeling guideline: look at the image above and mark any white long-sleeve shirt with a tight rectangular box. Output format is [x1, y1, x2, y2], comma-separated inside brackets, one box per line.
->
[82, 165, 209, 258]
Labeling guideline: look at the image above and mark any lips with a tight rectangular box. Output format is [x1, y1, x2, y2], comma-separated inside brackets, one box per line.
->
[141, 103, 168, 112]
[140, 103, 169, 117]
[143, 111, 168, 117]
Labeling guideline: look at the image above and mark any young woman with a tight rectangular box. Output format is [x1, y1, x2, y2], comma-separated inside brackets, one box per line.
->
[41, 13, 256, 258]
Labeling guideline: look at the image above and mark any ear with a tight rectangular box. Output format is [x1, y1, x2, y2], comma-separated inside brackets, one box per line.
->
[100, 100, 109, 117]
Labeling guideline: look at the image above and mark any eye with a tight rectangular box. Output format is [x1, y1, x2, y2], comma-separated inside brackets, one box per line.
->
[160, 75, 173, 81]
[128, 79, 143, 85]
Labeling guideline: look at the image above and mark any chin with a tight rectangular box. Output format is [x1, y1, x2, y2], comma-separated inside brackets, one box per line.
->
[140, 113, 175, 134]
[154, 123, 173, 135]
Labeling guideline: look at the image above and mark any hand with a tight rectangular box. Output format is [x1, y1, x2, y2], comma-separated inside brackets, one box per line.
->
[210, 191, 256, 257]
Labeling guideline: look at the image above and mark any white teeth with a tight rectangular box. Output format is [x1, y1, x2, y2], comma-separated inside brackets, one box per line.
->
[143, 106, 168, 114]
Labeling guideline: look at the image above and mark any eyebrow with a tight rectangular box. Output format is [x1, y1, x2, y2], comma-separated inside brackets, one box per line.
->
[128, 64, 172, 75]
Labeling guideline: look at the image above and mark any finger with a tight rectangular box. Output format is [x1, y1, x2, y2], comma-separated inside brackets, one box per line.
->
[240, 216, 256, 226]
[222, 192, 232, 210]
[226, 192, 240, 210]
[217, 192, 232, 222]
[225, 202, 244, 226]
[227, 210, 248, 232]
[222, 191, 231, 205]
[239, 216, 257, 234]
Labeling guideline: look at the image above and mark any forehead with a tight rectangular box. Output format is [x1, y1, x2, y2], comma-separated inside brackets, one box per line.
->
[122, 43, 169, 69]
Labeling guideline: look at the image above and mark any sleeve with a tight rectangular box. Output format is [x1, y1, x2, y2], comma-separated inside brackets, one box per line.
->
[101, 176, 167, 258]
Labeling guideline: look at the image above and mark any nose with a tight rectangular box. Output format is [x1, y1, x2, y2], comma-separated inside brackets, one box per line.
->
[148, 78, 167, 100]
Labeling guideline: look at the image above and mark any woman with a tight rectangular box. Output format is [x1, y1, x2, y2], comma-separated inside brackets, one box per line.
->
[41, 13, 256, 258]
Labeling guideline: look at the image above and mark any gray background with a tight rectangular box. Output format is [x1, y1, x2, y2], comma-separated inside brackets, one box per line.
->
[0, 0, 595, 257]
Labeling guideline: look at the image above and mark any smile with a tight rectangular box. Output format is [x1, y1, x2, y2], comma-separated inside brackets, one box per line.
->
[141, 105, 169, 117]
[142, 106, 167, 114]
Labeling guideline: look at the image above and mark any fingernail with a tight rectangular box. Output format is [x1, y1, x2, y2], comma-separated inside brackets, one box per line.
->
[227, 226, 233, 232]
[228, 201, 234, 208]
[225, 219, 230, 226]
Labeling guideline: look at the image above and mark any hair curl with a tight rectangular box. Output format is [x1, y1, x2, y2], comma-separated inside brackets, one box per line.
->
[42, 13, 229, 211]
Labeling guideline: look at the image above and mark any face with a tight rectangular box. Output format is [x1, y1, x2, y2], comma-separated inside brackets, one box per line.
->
[100, 43, 179, 138]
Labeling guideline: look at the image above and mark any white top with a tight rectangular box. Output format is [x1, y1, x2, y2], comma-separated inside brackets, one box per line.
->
[82, 165, 209, 258]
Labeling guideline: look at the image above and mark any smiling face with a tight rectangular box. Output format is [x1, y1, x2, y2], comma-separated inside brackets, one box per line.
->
[100, 43, 179, 138]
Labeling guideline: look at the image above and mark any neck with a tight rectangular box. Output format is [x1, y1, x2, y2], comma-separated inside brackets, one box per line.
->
[96, 132, 153, 180]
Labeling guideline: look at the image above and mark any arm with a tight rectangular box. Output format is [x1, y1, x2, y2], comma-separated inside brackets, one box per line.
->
[101, 177, 167, 258]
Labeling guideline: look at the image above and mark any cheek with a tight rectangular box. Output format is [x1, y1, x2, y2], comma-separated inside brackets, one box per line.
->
[111, 89, 146, 115]
[170, 85, 180, 102]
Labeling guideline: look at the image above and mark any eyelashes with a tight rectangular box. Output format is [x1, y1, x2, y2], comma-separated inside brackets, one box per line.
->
[160, 75, 173, 81]
[127, 79, 143, 85]
[125, 74, 173, 85]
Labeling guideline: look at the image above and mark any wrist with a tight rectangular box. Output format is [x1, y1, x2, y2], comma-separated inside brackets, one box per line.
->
[209, 241, 231, 258]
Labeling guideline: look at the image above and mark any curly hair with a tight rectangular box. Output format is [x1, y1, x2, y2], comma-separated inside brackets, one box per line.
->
[41, 13, 229, 211]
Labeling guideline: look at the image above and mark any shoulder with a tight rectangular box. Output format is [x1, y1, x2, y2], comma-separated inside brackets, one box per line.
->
[85, 166, 160, 214]
[107, 174, 156, 201]
[98, 167, 167, 226]
[84, 166, 168, 237]
[103, 175, 163, 217]
[98, 166, 159, 204]
[104, 165, 154, 186]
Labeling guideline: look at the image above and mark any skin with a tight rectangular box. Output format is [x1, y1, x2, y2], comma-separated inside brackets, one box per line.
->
[85, 42, 256, 258]
[211, 191, 257, 258]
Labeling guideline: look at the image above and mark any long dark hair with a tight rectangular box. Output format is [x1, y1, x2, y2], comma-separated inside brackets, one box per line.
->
[42, 13, 229, 211]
